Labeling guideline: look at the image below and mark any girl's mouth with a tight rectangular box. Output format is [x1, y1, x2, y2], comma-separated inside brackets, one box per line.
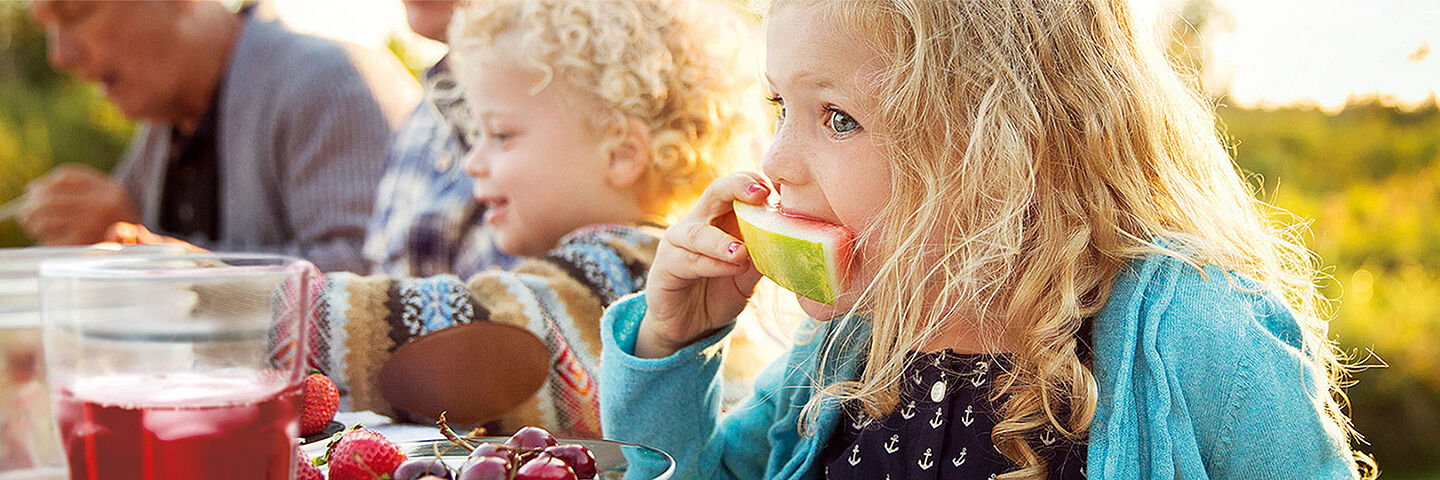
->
[776, 201, 838, 226]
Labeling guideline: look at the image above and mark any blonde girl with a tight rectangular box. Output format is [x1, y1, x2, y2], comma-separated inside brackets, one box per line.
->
[599, 0, 1369, 478]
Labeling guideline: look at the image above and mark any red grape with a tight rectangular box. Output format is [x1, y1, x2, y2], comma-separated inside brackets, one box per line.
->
[515, 454, 577, 480]
[467, 442, 516, 463]
[542, 445, 596, 479]
[458, 455, 512, 480]
[506, 426, 559, 450]
[394, 458, 454, 480]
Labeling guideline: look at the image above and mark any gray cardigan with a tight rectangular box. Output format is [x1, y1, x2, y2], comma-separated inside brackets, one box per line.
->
[116, 5, 420, 272]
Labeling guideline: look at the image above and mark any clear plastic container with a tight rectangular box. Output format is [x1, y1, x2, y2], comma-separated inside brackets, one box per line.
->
[0, 245, 184, 478]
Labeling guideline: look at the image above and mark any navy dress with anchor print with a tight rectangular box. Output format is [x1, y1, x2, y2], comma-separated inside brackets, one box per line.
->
[821, 351, 1087, 479]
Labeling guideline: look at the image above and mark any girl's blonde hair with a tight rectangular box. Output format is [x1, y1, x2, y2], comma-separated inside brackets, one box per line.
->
[450, 0, 764, 222]
[775, 1, 1369, 478]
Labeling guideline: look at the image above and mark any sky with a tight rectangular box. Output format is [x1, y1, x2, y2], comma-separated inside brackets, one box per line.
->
[275, 0, 1440, 112]
[1167, 0, 1440, 110]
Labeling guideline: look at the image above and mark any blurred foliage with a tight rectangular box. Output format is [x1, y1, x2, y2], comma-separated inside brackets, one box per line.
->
[1221, 100, 1440, 475]
[1, 1, 1437, 476]
[0, 3, 134, 247]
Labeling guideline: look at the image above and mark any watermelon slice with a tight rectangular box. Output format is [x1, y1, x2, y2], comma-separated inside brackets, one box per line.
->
[733, 201, 854, 305]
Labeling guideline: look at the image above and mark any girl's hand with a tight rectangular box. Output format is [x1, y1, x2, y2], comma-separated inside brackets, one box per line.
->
[635, 173, 770, 358]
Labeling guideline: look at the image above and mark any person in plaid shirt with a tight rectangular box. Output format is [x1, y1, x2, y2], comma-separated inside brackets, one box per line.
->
[363, 0, 516, 278]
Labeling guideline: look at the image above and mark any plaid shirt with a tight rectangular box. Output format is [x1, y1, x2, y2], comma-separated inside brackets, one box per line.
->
[362, 59, 514, 277]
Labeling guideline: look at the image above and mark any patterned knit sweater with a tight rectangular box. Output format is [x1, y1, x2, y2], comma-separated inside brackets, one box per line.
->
[310, 224, 659, 437]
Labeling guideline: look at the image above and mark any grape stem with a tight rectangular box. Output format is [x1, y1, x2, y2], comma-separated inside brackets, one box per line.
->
[436, 412, 477, 452]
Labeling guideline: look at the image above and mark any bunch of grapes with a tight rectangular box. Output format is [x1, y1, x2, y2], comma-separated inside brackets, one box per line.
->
[457, 427, 597, 480]
[393, 426, 597, 480]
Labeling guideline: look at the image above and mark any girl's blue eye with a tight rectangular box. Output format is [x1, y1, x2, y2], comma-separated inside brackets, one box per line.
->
[827, 108, 860, 135]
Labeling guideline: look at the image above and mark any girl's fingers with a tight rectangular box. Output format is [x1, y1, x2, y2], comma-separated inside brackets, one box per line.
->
[665, 221, 748, 266]
[654, 243, 752, 282]
[641, 172, 773, 350]
[682, 172, 770, 224]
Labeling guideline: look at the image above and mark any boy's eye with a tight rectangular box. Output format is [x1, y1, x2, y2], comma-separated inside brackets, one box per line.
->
[827, 108, 860, 135]
[482, 128, 513, 146]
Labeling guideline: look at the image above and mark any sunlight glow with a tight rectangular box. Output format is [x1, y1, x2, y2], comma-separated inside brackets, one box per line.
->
[278, 0, 1440, 111]
[1143, 0, 1440, 111]
[271, 0, 446, 68]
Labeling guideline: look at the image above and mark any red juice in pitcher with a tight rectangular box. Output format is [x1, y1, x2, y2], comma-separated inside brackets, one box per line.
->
[53, 372, 303, 480]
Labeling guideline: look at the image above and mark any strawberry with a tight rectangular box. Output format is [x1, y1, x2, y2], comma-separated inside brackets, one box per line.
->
[295, 448, 324, 480]
[301, 372, 339, 436]
[326, 428, 407, 480]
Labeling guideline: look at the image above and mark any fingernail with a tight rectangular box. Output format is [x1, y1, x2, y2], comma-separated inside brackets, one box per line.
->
[728, 242, 742, 254]
[747, 183, 767, 195]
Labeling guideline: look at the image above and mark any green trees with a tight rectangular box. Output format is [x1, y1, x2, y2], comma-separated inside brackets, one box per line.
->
[1222, 102, 1440, 473]
[0, 4, 134, 247]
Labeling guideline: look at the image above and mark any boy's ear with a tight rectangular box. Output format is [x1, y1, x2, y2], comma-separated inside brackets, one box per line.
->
[605, 118, 651, 189]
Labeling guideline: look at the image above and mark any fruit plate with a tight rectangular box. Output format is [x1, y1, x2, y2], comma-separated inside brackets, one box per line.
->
[300, 421, 345, 444]
[396, 437, 675, 480]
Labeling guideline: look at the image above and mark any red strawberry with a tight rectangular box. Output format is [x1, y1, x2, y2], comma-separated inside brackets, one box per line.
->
[327, 428, 407, 480]
[295, 449, 324, 480]
[301, 372, 339, 436]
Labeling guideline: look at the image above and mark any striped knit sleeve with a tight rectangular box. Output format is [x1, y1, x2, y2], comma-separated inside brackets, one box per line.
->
[311, 224, 659, 432]
[466, 224, 659, 437]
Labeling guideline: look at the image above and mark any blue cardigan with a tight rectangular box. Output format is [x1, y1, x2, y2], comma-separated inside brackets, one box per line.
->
[599, 254, 1360, 479]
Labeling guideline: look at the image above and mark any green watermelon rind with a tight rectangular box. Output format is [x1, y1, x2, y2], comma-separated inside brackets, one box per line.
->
[733, 201, 844, 305]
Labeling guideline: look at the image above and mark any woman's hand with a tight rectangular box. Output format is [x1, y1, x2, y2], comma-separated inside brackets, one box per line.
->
[635, 173, 770, 358]
[18, 164, 139, 246]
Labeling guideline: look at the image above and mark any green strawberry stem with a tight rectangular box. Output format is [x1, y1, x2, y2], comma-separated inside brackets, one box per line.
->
[317, 423, 368, 466]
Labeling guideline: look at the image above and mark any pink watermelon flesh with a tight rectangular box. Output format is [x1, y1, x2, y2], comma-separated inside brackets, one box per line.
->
[733, 201, 854, 305]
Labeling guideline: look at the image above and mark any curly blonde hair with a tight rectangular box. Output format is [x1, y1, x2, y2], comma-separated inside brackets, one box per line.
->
[449, 0, 764, 223]
[770, 0, 1371, 478]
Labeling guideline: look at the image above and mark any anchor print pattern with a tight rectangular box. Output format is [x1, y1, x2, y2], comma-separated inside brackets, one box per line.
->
[918, 448, 935, 470]
[820, 350, 1088, 479]
[853, 414, 874, 432]
[901, 400, 917, 419]
[971, 360, 990, 387]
